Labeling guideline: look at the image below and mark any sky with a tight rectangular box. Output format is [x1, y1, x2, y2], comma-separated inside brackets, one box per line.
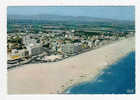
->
[7, 6, 135, 21]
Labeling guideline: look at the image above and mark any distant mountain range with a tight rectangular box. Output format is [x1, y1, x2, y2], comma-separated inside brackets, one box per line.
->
[7, 14, 134, 24]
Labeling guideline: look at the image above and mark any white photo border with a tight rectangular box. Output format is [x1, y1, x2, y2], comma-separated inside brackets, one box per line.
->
[0, 0, 140, 100]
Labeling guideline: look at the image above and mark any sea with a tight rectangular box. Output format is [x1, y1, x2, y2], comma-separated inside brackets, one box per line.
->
[65, 51, 135, 94]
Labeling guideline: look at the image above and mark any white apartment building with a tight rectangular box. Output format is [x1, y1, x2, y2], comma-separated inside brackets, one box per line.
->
[23, 35, 44, 56]
[26, 44, 44, 56]
[62, 43, 82, 54]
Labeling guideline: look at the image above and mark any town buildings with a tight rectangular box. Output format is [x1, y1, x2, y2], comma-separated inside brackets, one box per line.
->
[7, 23, 135, 66]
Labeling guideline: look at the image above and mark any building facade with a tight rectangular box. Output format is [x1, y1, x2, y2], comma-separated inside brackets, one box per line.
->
[62, 43, 82, 55]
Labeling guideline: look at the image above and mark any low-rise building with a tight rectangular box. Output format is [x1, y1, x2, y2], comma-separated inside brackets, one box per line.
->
[10, 49, 29, 60]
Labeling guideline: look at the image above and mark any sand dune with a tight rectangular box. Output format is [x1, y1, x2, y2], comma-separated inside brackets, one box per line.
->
[8, 37, 135, 94]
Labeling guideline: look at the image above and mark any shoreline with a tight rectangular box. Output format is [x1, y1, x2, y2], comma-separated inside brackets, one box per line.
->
[62, 68, 105, 94]
[8, 37, 135, 94]
[62, 51, 135, 94]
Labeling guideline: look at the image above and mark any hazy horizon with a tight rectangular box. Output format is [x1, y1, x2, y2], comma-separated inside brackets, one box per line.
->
[8, 6, 135, 21]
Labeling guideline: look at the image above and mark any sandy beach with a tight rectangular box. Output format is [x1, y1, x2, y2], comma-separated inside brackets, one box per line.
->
[8, 37, 135, 94]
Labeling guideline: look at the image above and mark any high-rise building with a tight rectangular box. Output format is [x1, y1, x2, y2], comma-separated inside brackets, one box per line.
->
[62, 43, 82, 55]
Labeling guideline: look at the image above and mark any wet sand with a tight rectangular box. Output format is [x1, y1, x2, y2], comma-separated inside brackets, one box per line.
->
[8, 37, 135, 94]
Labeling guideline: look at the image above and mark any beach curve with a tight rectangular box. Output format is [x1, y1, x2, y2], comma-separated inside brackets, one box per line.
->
[8, 37, 135, 94]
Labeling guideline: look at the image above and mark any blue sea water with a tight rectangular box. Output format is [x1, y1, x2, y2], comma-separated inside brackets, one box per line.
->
[65, 52, 135, 94]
